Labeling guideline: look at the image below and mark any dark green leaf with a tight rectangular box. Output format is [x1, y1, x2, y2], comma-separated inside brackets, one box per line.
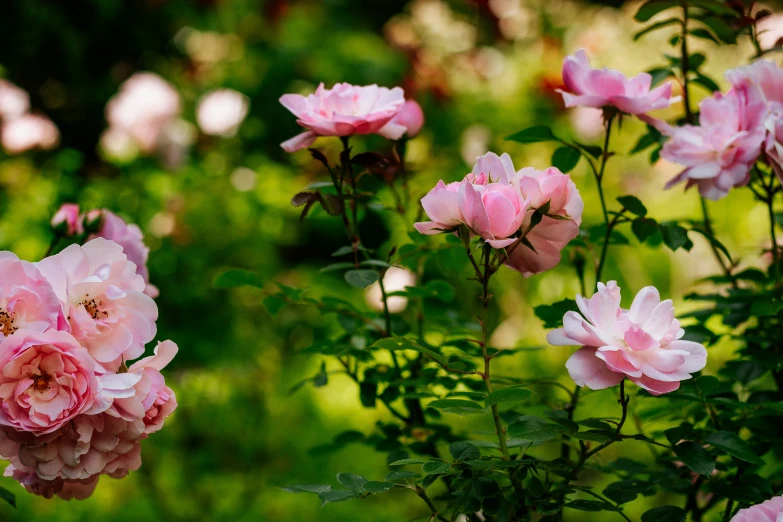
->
[704, 431, 765, 465]
[280, 484, 332, 494]
[390, 458, 427, 466]
[634, 18, 681, 40]
[700, 16, 737, 43]
[635, 0, 681, 22]
[673, 442, 715, 476]
[660, 223, 690, 251]
[604, 479, 654, 505]
[320, 262, 354, 273]
[617, 195, 647, 216]
[344, 269, 379, 288]
[505, 125, 558, 143]
[641, 506, 686, 522]
[427, 399, 486, 415]
[371, 337, 447, 366]
[485, 386, 533, 407]
[688, 227, 733, 264]
[631, 129, 663, 154]
[689, 0, 740, 18]
[534, 298, 578, 329]
[318, 490, 359, 506]
[552, 146, 581, 173]
[213, 269, 264, 289]
[422, 461, 451, 474]
[507, 416, 560, 441]
[363, 481, 394, 493]
[689, 28, 718, 42]
[632, 217, 659, 243]
[450, 441, 481, 461]
[337, 473, 369, 492]
[385, 470, 420, 481]
[648, 67, 673, 87]
[565, 500, 620, 512]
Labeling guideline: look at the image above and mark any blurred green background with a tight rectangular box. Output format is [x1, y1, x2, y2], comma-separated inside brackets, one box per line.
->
[0, 0, 780, 520]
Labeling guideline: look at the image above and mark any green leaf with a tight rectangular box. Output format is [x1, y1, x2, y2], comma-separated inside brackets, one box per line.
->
[635, 0, 681, 22]
[634, 18, 681, 40]
[505, 125, 558, 143]
[337, 473, 369, 492]
[280, 484, 332, 494]
[631, 129, 662, 154]
[534, 298, 578, 329]
[688, 228, 733, 264]
[617, 195, 647, 216]
[450, 441, 481, 461]
[427, 399, 486, 415]
[507, 416, 560, 441]
[688, 53, 707, 71]
[485, 386, 533, 407]
[604, 479, 654, 505]
[371, 337, 447, 366]
[641, 506, 686, 522]
[263, 295, 286, 315]
[648, 67, 673, 87]
[571, 430, 613, 443]
[689, 28, 718, 42]
[674, 442, 715, 476]
[700, 16, 737, 44]
[660, 223, 691, 251]
[385, 470, 420, 481]
[632, 217, 659, 243]
[551, 147, 581, 173]
[689, 0, 740, 18]
[318, 490, 359, 506]
[704, 431, 765, 465]
[320, 262, 354, 273]
[363, 481, 394, 493]
[390, 458, 428, 466]
[213, 269, 264, 289]
[344, 269, 379, 288]
[565, 500, 620, 512]
[422, 461, 451, 474]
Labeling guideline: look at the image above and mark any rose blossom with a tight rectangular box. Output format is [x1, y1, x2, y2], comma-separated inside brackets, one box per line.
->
[382, 99, 424, 138]
[36, 238, 158, 371]
[279, 83, 406, 152]
[196, 88, 250, 137]
[0, 252, 66, 337]
[548, 282, 707, 395]
[730, 495, 783, 522]
[4, 466, 98, 500]
[1, 113, 59, 154]
[661, 87, 767, 200]
[0, 330, 98, 434]
[0, 79, 29, 122]
[51, 203, 83, 236]
[558, 49, 675, 116]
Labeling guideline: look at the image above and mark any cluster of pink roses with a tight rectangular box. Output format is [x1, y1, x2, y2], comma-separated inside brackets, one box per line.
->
[415, 152, 584, 276]
[0, 79, 59, 155]
[0, 219, 176, 499]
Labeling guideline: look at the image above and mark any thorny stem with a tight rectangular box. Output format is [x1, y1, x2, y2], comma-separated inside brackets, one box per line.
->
[415, 486, 450, 522]
[340, 136, 361, 267]
[593, 113, 615, 285]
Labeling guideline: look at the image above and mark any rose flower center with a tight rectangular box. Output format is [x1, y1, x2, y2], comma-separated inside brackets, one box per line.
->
[0, 308, 17, 335]
[78, 294, 107, 320]
[30, 371, 52, 393]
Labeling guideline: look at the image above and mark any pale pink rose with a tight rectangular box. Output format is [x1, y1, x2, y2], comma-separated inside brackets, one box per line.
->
[51, 203, 83, 236]
[1, 113, 59, 154]
[730, 495, 783, 522]
[548, 282, 707, 395]
[105, 72, 181, 153]
[559, 49, 675, 116]
[87, 210, 158, 298]
[92, 340, 177, 435]
[503, 166, 584, 276]
[413, 179, 464, 234]
[196, 88, 250, 137]
[661, 88, 767, 200]
[726, 60, 783, 182]
[36, 238, 158, 371]
[0, 330, 98, 434]
[0, 252, 66, 337]
[4, 466, 98, 500]
[382, 99, 424, 138]
[0, 80, 29, 121]
[279, 83, 406, 152]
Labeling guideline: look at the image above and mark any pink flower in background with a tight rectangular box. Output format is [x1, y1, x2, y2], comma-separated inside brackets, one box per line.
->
[383, 99, 424, 138]
[0, 80, 29, 122]
[559, 49, 675, 116]
[0, 330, 98, 434]
[1, 114, 59, 154]
[0, 252, 65, 337]
[661, 88, 766, 200]
[87, 210, 158, 298]
[548, 282, 707, 395]
[36, 239, 158, 371]
[51, 204, 83, 236]
[730, 495, 783, 522]
[279, 83, 406, 152]
[196, 88, 250, 137]
[105, 72, 181, 153]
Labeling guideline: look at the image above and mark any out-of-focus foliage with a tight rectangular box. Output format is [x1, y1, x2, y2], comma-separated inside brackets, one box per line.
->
[1, 0, 782, 521]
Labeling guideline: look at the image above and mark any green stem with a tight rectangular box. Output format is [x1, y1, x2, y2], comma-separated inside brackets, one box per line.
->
[415, 486, 450, 522]
[765, 176, 779, 282]
[340, 136, 361, 267]
[723, 499, 734, 521]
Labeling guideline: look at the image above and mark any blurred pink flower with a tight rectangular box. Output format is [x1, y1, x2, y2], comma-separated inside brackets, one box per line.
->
[105, 72, 181, 153]
[504, 167, 583, 276]
[1, 114, 59, 154]
[196, 88, 250, 137]
[0, 252, 66, 337]
[36, 238, 158, 371]
[87, 210, 158, 298]
[4, 467, 98, 500]
[548, 282, 707, 395]
[730, 495, 783, 521]
[51, 204, 83, 236]
[383, 99, 424, 138]
[279, 83, 406, 152]
[559, 49, 675, 116]
[661, 88, 766, 200]
[0, 80, 29, 122]
[0, 330, 98, 434]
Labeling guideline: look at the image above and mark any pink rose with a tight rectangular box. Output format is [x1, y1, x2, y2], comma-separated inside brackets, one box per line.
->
[279, 83, 406, 152]
[0, 330, 98, 434]
[501, 167, 584, 276]
[730, 495, 783, 522]
[87, 210, 158, 298]
[383, 99, 424, 138]
[51, 203, 83, 236]
[559, 49, 675, 116]
[1, 114, 59, 154]
[105, 72, 181, 154]
[196, 88, 250, 138]
[661, 88, 766, 200]
[0, 80, 29, 122]
[0, 252, 66, 337]
[4, 466, 98, 500]
[548, 282, 707, 395]
[413, 179, 464, 234]
[93, 340, 177, 434]
[36, 238, 158, 371]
